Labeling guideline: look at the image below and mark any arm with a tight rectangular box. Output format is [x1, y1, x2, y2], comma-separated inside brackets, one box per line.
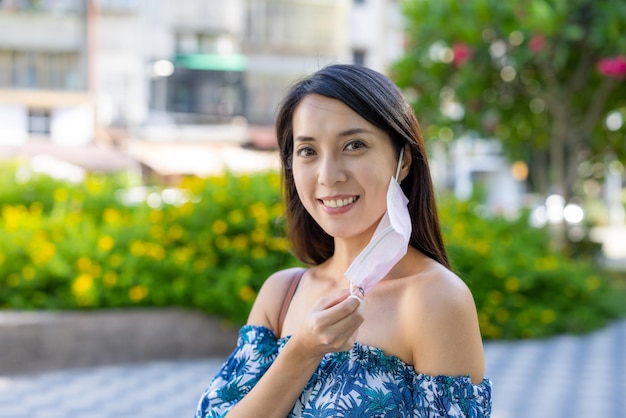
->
[223, 271, 364, 418]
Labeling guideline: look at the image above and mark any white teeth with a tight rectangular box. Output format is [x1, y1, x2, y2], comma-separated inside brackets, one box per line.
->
[323, 197, 356, 208]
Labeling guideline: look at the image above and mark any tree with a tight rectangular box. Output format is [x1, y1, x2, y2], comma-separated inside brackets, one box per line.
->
[393, 0, 626, 200]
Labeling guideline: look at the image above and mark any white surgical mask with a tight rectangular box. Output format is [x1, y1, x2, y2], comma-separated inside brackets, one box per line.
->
[344, 147, 411, 294]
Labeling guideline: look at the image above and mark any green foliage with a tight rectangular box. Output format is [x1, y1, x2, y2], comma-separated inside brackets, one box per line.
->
[0, 161, 300, 324]
[394, 0, 626, 196]
[0, 160, 624, 337]
[440, 197, 626, 339]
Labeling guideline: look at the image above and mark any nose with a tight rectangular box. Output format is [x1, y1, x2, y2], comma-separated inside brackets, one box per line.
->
[318, 154, 347, 186]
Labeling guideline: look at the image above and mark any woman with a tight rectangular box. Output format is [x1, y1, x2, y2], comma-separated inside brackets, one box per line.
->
[195, 64, 492, 417]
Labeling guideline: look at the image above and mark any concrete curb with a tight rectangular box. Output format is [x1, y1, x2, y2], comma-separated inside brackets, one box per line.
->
[0, 309, 240, 375]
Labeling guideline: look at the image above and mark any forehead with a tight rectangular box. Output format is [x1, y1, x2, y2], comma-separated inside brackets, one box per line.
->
[292, 94, 378, 135]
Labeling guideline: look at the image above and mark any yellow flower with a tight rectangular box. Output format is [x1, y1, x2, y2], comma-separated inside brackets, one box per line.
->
[495, 308, 510, 324]
[173, 247, 193, 266]
[232, 235, 248, 250]
[129, 285, 148, 302]
[178, 201, 194, 216]
[270, 237, 290, 252]
[239, 286, 256, 302]
[250, 202, 267, 217]
[108, 253, 123, 268]
[29, 202, 43, 215]
[193, 259, 209, 272]
[53, 188, 68, 202]
[103, 208, 121, 225]
[65, 212, 80, 227]
[167, 224, 184, 241]
[271, 202, 285, 218]
[31, 241, 56, 266]
[540, 309, 556, 324]
[72, 273, 93, 296]
[474, 240, 490, 255]
[145, 243, 166, 261]
[228, 210, 244, 225]
[76, 256, 92, 271]
[238, 175, 251, 189]
[130, 240, 145, 256]
[148, 209, 163, 223]
[103, 271, 118, 287]
[22, 266, 36, 281]
[211, 175, 228, 187]
[215, 236, 229, 249]
[250, 202, 269, 224]
[452, 222, 466, 239]
[85, 177, 104, 194]
[251, 246, 267, 259]
[268, 172, 281, 189]
[585, 276, 601, 291]
[505, 277, 520, 293]
[2, 205, 24, 232]
[487, 290, 504, 305]
[150, 225, 164, 240]
[90, 264, 102, 278]
[212, 220, 228, 235]
[535, 256, 558, 271]
[251, 228, 266, 244]
[212, 190, 229, 204]
[97, 235, 115, 252]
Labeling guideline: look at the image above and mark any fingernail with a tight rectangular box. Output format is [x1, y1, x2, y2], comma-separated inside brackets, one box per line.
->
[347, 294, 363, 305]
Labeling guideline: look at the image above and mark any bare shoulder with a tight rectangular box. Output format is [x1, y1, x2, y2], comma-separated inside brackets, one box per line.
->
[407, 261, 477, 317]
[246, 267, 306, 332]
[402, 259, 485, 384]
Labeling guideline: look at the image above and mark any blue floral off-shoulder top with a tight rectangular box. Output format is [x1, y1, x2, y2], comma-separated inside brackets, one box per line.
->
[195, 325, 492, 417]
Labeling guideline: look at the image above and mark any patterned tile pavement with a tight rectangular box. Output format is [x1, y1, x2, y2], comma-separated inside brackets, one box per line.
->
[1, 318, 625, 418]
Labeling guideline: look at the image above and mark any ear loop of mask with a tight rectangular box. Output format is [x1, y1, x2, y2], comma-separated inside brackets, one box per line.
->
[395, 146, 405, 183]
[349, 145, 406, 305]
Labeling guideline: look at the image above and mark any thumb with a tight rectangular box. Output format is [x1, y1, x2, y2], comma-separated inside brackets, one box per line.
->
[314, 289, 351, 311]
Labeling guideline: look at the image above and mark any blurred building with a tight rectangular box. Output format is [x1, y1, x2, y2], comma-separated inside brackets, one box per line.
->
[0, 0, 403, 147]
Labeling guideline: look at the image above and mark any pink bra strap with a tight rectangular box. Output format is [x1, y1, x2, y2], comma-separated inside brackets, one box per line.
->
[277, 268, 306, 337]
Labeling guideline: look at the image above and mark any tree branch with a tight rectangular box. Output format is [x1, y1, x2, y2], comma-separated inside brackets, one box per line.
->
[579, 77, 619, 137]
[566, 42, 596, 97]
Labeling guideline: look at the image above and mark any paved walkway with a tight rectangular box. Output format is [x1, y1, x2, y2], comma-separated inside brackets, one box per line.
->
[1, 319, 625, 418]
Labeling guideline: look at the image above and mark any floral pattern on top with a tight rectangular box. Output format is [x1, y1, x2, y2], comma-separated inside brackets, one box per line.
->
[195, 325, 492, 417]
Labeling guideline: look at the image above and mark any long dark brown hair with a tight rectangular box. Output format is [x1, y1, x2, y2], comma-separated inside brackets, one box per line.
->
[275, 64, 450, 269]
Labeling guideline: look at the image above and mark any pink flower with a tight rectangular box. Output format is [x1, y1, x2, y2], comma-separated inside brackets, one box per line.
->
[452, 42, 473, 67]
[529, 35, 544, 53]
[597, 55, 626, 79]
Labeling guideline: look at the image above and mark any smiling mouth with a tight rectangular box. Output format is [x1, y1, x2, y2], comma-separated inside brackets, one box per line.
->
[320, 196, 359, 208]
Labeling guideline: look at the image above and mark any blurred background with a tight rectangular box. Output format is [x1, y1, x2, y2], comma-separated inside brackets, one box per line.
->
[0, 0, 625, 417]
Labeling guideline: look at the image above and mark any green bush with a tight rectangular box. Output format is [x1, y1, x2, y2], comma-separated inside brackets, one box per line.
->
[0, 160, 300, 324]
[440, 198, 626, 339]
[0, 159, 624, 338]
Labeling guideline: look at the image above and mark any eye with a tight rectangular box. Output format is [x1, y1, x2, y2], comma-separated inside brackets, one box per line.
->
[345, 140, 366, 151]
[296, 146, 316, 158]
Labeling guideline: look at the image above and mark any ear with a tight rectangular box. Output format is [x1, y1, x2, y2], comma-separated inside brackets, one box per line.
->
[399, 144, 412, 183]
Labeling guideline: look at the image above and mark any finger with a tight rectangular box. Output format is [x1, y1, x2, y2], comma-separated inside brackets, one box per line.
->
[314, 289, 351, 310]
[347, 294, 363, 305]
[324, 292, 362, 317]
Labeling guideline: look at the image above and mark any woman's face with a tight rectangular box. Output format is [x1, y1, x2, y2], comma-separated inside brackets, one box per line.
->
[291, 94, 404, 246]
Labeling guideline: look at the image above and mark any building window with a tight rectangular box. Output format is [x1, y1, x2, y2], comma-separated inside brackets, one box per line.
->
[352, 49, 366, 66]
[28, 108, 51, 135]
[0, 50, 80, 90]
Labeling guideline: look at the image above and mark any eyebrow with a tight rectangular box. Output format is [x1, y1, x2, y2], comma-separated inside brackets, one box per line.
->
[294, 127, 374, 142]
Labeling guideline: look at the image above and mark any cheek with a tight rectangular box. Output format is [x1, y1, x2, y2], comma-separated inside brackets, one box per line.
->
[292, 170, 314, 207]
